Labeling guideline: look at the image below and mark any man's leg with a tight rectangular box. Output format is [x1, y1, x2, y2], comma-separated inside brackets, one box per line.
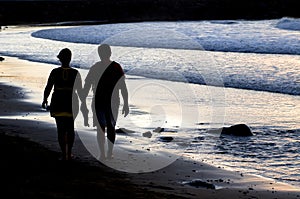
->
[106, 103, 119, 159]
[97, 124, 106, 160]
[106, 124, 115, 159]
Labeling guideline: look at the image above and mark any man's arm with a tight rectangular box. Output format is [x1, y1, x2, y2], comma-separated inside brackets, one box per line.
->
[120, 76, 129, 117]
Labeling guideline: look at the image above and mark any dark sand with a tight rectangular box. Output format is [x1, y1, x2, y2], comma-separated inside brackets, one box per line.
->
[0, 82, 184, 199]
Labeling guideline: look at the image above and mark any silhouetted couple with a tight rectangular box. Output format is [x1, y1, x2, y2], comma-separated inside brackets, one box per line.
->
[42, 44, 129, 161]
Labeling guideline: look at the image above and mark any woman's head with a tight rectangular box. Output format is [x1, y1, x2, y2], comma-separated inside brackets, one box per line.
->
[57, 48, 72, 65]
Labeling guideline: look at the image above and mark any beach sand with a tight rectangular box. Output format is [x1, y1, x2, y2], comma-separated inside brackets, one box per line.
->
[0, 56, 300, 198]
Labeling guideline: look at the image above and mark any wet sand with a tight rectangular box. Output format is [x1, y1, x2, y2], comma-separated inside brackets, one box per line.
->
[0, 56, 300, 198]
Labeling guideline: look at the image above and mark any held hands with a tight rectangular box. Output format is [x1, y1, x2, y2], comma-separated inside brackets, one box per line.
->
[80, 103, 89, 127]
[122, 103, 129, 117]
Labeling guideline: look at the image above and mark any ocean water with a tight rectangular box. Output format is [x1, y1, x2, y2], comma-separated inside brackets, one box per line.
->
[0, 17, 300, 185]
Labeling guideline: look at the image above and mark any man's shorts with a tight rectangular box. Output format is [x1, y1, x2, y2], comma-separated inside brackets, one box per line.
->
[95, 107, 118, 127]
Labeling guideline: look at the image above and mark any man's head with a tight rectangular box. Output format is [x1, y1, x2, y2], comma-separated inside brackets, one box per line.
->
[98, 44, 111, 61]
[57, 48, 72, 65]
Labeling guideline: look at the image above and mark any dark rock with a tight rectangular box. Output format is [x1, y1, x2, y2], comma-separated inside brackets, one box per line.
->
[194, 136, 205, 141]
[153, 127, 164, 133]
[115, 128, 135, 134]
[183, 179, 216, 189]
[158, 136, 173, 142]
[220, 124, 253, 136]
[0, 57, 4, 62]
[142, 131, 152, 138]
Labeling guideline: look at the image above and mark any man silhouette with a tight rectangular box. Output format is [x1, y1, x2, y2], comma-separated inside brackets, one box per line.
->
[82, 44, 129, 160]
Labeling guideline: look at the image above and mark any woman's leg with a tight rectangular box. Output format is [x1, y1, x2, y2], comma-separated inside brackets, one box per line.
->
[65, 117, 75, 160]
[55, 117, 67, 160]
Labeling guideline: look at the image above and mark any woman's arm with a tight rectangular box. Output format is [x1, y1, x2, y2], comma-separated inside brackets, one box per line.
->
[42, 70, 54, 109]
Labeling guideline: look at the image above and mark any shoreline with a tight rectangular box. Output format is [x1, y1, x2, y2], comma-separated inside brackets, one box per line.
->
[1, 56, 300, 198]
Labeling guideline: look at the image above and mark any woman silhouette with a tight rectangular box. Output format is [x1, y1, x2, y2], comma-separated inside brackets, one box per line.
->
[42, 48, 83, 160]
